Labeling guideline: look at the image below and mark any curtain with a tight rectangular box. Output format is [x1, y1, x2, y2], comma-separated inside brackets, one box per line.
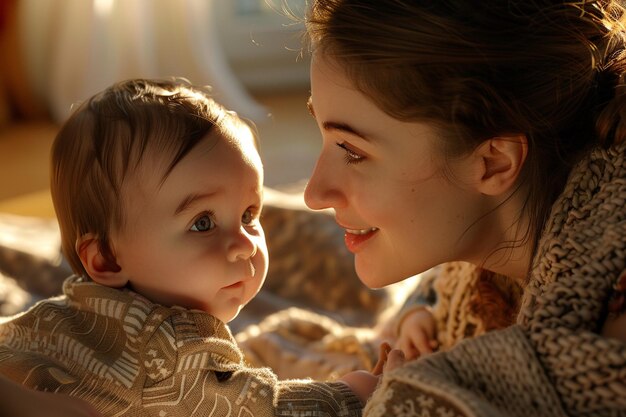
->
[18, 0, 267, 123]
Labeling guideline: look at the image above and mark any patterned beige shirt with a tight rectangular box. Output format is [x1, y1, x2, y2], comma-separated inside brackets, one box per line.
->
[0, 276, 362, 417]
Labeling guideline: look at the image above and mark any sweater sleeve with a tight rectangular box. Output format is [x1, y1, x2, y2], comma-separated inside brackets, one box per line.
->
[364, 326, 567, 417]
[274, 378, 363, 416]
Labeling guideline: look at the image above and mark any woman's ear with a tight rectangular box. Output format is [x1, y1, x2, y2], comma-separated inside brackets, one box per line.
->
[473, 135, 528, 196]
[76, 233, 129, 288]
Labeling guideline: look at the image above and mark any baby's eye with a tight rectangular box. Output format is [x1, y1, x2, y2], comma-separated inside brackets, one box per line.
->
[336, 142, 365, 164]
[190, 214, 215, 232]
[242, 208, 257, 225]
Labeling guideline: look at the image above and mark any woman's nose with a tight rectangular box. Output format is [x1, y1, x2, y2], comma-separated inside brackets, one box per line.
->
[227, 227, 257, 262]
[304, 153, 347, 211]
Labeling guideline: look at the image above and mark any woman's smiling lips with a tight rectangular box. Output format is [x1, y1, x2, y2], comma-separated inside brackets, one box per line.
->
[343, 226, 379, 253]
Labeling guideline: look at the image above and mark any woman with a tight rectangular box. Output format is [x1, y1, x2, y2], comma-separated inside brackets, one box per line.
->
[302, 0, 626, 415]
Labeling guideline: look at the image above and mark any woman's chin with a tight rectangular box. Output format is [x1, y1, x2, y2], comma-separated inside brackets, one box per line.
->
[355, 262, 401, 289]
[355, 258, 428, 289]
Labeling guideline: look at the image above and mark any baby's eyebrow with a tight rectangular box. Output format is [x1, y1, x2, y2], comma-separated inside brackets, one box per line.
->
[174, 192, 216, 216]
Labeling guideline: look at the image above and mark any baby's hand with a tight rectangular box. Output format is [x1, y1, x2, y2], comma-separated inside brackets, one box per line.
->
[396, 307, 438, 360]
[371, 342, 391, 375]
[371, 342, 405, 376]
[339, 343, 406, 405]
[338, 370, 380, 405]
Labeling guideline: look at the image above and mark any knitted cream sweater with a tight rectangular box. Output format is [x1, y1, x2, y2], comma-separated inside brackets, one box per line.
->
[394, 262, 523, 352]
[366, 143, 626, 417]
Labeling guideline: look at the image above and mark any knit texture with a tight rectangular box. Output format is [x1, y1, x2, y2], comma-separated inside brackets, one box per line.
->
[390, 262, 522, 352]
[518, 143, 626, 416]
[431, 262, 522, 351]
[0, 276, 363, 416]
[365, 143, 626, 417]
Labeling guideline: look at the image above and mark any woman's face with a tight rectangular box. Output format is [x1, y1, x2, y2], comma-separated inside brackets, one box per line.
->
[305, 54, 495, 288]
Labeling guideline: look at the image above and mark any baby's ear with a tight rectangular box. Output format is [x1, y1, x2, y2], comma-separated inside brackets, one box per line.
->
[76, 233, 129, 288]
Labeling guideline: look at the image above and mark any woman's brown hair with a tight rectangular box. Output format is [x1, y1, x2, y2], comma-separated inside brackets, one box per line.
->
[306, 0, 626, 263]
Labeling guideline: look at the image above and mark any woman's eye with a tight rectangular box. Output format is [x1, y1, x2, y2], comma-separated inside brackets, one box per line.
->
[190, 214, 215, 232]
[336, 142, 365, 164]
[241, 209, 255, 225]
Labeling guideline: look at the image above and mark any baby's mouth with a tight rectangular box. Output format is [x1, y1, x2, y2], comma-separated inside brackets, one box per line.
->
[224, 262, 256, 290]
[223, 281, 243, 290]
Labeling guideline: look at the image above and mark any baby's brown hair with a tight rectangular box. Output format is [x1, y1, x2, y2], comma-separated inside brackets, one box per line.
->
[51, 78, 253, 277]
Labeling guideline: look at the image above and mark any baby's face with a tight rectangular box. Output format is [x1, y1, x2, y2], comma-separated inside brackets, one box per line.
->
[111, 127, 267, 323]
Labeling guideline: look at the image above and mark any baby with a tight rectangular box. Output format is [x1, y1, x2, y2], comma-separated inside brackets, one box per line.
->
[0, 79, 386, 416]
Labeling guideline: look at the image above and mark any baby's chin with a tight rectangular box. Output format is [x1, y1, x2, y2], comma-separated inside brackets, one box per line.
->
[215, 305, 245, 324]
[213, 287, 262, 323]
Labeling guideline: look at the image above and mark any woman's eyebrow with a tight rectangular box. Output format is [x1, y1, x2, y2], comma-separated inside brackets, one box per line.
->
[307, 96, 370, 141]
[306, 96, 315, 118]
[322, 121, 370, 141]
